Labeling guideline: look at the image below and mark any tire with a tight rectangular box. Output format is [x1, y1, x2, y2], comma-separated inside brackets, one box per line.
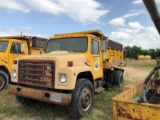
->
[68, 78, 94, 120]
[15, 96, 36, 105]
[0, 70, 9, 91]
[114, 71, 123, 87]
[108, 71, 116, 86]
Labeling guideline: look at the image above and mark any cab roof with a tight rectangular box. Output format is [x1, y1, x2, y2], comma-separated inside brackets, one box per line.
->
[0, 36, 31, 40]
[53, 30, 104, 39]
[0, 35, 47, 41]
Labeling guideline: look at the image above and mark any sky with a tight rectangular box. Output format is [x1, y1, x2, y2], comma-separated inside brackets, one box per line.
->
[0, 0, 160, 49]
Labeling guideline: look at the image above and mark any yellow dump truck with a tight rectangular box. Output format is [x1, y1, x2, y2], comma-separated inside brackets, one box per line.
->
[112, 0, 160, 119]
[8, 30, 124, 119]
[0, 36, 47, 91]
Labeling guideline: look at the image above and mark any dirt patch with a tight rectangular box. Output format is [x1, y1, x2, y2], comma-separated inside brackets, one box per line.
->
[124, 66, 152, 82]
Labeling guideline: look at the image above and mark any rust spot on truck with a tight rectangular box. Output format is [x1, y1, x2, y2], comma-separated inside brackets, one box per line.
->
[117, 107, 133, 119]
[18, 60, 55, 88]
[8, 84, 71, 105]
[116, 103, 148, 120]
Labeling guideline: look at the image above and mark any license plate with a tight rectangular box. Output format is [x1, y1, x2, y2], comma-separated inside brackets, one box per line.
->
[50, 94, 62, 102]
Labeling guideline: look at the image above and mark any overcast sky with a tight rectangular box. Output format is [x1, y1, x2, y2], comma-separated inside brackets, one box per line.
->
[0, 0, 160, 49]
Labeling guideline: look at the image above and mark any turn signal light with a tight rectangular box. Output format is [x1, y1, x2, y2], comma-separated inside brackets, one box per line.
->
[13, 60, 17, 64]
[68, 61, 73, 67]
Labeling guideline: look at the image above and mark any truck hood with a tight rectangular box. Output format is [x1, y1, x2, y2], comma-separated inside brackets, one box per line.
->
[18, 51, 87, 66]
[0, 53, 5, 58]
[0, 53, 7, 62]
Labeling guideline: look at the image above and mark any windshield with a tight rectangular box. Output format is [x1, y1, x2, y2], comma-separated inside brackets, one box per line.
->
[45, 37, 88, 53]
[0, 41, 8, 52]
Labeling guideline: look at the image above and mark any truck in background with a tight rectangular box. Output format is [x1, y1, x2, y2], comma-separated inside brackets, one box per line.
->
[8, 30, 124, 119]
[0, 36, 47, 91]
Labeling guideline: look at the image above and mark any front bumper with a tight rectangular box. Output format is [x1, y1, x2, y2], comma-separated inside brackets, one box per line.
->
[8, 84, 72, 105]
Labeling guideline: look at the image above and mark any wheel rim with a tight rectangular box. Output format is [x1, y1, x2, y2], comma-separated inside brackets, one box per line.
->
[80, 87, 92, 112]
[0, 75, 5, 89]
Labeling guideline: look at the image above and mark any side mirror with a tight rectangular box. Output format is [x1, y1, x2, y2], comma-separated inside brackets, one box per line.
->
[101, 37, 108, 52]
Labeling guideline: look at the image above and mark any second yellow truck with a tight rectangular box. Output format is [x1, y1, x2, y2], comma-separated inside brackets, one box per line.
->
[0, 36, 47, 91]
[8, 30, 124, 119]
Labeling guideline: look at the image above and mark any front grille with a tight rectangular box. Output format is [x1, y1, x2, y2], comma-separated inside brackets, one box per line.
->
[18, 60, 55, 88]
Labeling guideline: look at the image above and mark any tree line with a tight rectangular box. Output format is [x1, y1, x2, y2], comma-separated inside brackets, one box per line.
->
[124, 46, 160, 59]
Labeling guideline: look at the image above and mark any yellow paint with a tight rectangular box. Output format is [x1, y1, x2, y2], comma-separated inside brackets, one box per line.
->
[112, 81, 160, 120]
[137, 55, 151, 60]
[103, 48, 124, 69]
[50, 30, 123, 79]
[11, 30, 124, 89]
[0, 36, 45, 74]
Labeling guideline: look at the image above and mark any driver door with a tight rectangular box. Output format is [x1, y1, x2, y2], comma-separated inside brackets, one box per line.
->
[8, 41, 28, 70]
[90, 39, 103, 79]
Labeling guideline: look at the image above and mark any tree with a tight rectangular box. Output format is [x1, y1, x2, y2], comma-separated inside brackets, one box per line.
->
[123, 45, 160, 59]
[148, 49, 156, 59]
[124, 46, 142, 59]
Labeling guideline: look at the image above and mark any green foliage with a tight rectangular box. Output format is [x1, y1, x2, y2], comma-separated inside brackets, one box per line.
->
[124, 46, 160, 59]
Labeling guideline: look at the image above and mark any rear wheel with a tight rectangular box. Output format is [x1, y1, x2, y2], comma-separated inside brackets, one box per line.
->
[108, 71, 116, 86]
[68, 78, 94, 120]
[114, 71, 123, 87]
[0, 70, 9, 91]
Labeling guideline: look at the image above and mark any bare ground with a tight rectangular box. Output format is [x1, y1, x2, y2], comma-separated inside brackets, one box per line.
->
[123, 66, 153, 82]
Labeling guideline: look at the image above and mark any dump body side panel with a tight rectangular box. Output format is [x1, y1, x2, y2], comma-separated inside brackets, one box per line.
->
[112, 81, 160, 120]
[103, 40, 124, 69]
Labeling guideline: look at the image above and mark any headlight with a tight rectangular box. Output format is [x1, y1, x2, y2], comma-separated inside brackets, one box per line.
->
[12, 69, 16, 79]
[59, 74, 67, 83]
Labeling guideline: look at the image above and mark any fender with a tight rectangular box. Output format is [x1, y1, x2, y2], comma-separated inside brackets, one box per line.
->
[0, 60, 10, 73]
[54, 65, 91, 90]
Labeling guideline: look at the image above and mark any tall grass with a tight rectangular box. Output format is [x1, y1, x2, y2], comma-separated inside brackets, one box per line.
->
[0, 59, 156, 120]
[125, 59, 156, 68]
[0, 88, 122, 120]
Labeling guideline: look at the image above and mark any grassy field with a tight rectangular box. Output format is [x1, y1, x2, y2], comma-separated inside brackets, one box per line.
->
[0, 59, 156, 120]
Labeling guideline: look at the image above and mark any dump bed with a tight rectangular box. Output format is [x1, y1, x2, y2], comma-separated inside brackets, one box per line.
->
[31, 37, 47, 48]
[103, 40, 124, 69]
[0, 36, 47, 49]
[112, 81, 160, 120]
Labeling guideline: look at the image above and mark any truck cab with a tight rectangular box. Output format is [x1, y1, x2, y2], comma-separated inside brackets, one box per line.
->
[0, 36, 47, 90]
[45, 30, 103, 80]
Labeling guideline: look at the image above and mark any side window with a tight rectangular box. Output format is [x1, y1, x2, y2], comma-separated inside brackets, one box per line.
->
[91, 40, 99, 55]
[10, 43, 21, 54]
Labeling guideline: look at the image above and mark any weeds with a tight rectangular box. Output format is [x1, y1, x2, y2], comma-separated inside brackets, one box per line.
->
[126, 59, 156, 68]
[0, 87, 122, 120]
[0, 60, 155, 120]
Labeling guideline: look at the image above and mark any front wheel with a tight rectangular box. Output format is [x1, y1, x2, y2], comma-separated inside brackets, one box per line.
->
[68, 78, 94, 120]
[0, 70, 9, 91]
